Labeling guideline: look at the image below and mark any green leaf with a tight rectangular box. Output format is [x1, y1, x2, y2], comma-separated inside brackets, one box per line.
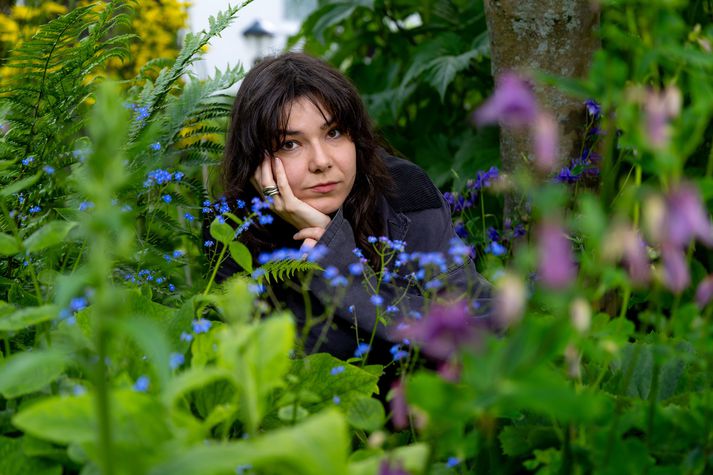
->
[288, 353, 381, 414]
[426, 48, 481, 101]
[310, 1, 374, 43]
[346, 397, 384, 431]
[499, 425, 560, 457]
[23, 221, 77, 254]
[0, 233, 20, 256]
[229, 241, 253, 273]
[209, 217, 234, 244]
[150, 410, 349, 475]
[0, 350, 68, 398]
[220, 313, 295, 432]
[0, 304, 58, 332]
[114, 316, 173, 388]
[13, 390, 171, 447]
[0, 437, 62, 475]
[163, 367, 236, 409]
[0, 173, 41, 197]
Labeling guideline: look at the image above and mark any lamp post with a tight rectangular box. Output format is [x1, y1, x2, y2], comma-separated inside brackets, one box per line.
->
[242, 19, 275, 66]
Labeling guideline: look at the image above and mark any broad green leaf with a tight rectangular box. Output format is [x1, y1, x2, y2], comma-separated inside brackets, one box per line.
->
[23, 221, 77, 254]
[310, 1, 374, 43]
[426, 48, 481, 101]
[346, 397, 384, 431]
[0, 173, 41, 197]
[114, 316, 172, 388]
[288, 353, 381, 414]
[217, 277, 253, 324]
[150, 409, 349, 475]
[220, 313, 295, 432]
[348, 444, 430, 475]
[163, 366, 235, 408]
[0, 436, 62, 475]
[0, 350, 68, 398]
[229, 241, 253, 273]
[13, 390, 170, 447]
[209, 217, 234, 244]
[0, 305, 58, 332]
[13, 393, 95, 444]
[0, 233, 20, 256]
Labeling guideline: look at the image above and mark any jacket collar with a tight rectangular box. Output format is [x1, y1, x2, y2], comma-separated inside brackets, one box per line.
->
[381, 195, 410, 241]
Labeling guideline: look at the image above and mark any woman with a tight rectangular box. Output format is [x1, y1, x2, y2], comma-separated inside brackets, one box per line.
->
[215, 52, 492, 365]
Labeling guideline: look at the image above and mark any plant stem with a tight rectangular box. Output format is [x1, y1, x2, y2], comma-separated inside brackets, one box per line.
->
[203, 244, 228, 294]
[95, 321, 114, 475]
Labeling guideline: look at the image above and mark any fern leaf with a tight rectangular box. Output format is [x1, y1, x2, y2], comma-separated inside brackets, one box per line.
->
[128, 1, 252, 141]
[256, 259, 323, 285]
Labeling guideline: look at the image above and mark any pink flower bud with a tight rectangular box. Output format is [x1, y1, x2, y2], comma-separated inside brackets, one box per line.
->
[696, 275, 713, 308]
[537, 221, 576, 289]
[474, 73, 538, 128]
[532, 112, 559, 172]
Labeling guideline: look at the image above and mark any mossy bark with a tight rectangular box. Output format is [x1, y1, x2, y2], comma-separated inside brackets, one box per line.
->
[483, 0, 600, 221]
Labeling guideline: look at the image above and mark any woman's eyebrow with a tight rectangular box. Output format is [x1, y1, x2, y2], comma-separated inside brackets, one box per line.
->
[282, 118, 336, 136]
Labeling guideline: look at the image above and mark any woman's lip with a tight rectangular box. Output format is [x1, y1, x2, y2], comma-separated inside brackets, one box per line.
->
[310, 182, 338, 193]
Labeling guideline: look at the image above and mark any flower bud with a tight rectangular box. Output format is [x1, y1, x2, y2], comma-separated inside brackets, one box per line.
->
[570, 297, 591, 333]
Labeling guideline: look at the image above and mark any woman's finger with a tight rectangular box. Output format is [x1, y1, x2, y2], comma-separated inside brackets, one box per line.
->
[300, 238, 319, 252]
[293, 227, 325, 242]
[260, 155, 276, 189]
[272, 157, 295, 199]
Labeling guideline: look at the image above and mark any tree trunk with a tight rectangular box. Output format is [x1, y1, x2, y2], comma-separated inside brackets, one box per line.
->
[483, 0, 600, 222]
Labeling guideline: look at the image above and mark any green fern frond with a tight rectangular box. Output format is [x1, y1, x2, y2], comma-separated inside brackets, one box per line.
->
[256, 259, 323, 285]
[163, 64, 243, 148]
[128, 1, 252, 141]
[0, 1, 134, 167]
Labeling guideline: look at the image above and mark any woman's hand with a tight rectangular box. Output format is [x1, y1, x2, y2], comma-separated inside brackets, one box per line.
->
[252, 154, 331, 246]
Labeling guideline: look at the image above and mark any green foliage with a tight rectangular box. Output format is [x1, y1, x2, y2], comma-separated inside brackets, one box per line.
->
[1, 1, 713, 474]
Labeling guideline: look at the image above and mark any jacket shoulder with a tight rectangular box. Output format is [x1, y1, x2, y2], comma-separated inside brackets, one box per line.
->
[381, 152, 443, 212]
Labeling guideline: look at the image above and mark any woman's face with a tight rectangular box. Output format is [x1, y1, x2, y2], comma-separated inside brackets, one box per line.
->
[273, 97, 357, 215]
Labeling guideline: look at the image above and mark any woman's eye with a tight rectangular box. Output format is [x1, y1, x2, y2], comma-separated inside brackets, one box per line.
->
[327, 128, 342, 139]
[281, 140, 297, 151]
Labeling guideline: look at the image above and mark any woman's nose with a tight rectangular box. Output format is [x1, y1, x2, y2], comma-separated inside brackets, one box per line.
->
[309, 142, 332, 171]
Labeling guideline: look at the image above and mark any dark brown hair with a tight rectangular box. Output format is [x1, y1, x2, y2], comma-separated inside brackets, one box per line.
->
[222, 52, 393, 267]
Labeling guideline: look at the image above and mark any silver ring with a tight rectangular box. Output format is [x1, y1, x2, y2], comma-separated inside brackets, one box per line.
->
[262, 186, 280, 197]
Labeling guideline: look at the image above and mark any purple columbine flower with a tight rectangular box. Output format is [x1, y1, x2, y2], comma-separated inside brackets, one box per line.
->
[695, 275, 713, 308]
[474, 72, 538, 128]
[664, 182, 713, 248]
[645, 86, 681, 149]
[661, 244, 690, 293]
[623, 231, 651, 286]
[533, 112, 559, 172]
[378, 460, 410, 475]
[389, 381, 409, 431]
[537, 221, 576, 289]
[395, 300, 483, 361]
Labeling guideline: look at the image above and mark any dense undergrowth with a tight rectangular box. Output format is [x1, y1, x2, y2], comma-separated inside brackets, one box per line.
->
[1, 1, 713, 474]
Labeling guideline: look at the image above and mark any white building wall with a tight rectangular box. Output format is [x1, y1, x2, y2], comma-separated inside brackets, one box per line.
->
[187, 0, 313, 80]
